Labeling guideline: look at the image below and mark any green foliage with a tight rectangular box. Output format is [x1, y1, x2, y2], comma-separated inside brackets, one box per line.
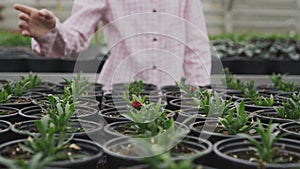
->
[45, 94, 75, 133]
[145, 152, 198, 169]
[243, 80, 258, 98]
[193, 91, 232, 117]
[209, 33, 300, 42]
[0, 153, 55, 169]
[222, 68, 244, 90]
[271, 73, 298, 92]
[220, 101, 254, 135]
[131, 122, 201, 169]
[238, 120, 282, 163]
[23, 117, 73, 159]
[253, 95, 275, 106]
[5, 81, 25, 96]
[21, 73, 42, 90]
[275, 98, 300, 119]
[63, 73, 90, 100]
[209, 92, 233, 117]
[126, 80, 144, 97]
[123, 96, 173, 137]
[176, 77, 199, 97]
[290, 92, 300, 102]
[4, 73, 42, 96]
[0, 31, 30, 46]
[194, 90, 212, 115]
[0, 88, 11, 103]
[212, 35, 300, 60]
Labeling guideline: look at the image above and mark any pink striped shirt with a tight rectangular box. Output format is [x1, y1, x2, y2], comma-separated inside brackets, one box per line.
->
[32, 0, 211, 90]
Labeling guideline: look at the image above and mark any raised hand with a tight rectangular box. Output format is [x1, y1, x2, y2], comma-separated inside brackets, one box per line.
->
[14, 3, 56, 38]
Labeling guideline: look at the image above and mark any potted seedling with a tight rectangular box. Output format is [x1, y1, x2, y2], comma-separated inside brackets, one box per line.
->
[110, 136, 213, 169]
[0, 118, 103, 169]
[214, 120, 300, 169]
[104, 96, 186, 140]
[59, 73, 102, 108]
[189, 101, 255, 143]
[0, 152, 57, 169]
[177, 91, 233, 125]
[243, 94, 283, 112]
[279, 121, 300, 140]
[0, 82, 33, 109]
[12, 94, 102, 142]
[104, 80, 161, 111]
[169, 88, 210, 111]
[103, 119, 211, 168]
[269, 73, 298, 93]
[255, 97, 300, 124]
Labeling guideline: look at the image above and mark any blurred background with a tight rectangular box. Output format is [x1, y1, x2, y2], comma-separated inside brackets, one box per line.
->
[2, 0, 300, 34]
[0, 0, 300, 74]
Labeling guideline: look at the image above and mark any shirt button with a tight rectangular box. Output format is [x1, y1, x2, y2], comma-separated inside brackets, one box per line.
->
[153, 38, 157, 42]
[152, 9, 157, 13]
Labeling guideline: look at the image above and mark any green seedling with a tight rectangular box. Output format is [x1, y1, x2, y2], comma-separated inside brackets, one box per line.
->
[275, 98, 300, 119]
[220, 101, 254, 135]
[238, 120, 282, 163]
[0, 88, 11, 103]
[253, 95, 275, 106]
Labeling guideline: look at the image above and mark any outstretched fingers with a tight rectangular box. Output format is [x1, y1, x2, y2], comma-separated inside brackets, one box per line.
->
[18, 21, 31, 36]
[19, 13, 29, 22]
[14, 4, 36, 15]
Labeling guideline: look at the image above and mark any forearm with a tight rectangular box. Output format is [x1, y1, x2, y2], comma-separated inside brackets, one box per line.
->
[32, 18, 88, 58]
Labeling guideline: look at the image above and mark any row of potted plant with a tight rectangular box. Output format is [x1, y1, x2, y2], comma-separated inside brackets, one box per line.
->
[0, 71, 299, 169]
[0, 73, 105, 169]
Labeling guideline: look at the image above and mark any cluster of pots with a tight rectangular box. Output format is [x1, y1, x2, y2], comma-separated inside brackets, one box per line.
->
[0, 79, 300, 169]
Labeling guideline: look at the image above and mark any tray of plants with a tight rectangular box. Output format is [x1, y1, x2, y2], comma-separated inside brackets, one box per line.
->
[0, 71, 299, 169]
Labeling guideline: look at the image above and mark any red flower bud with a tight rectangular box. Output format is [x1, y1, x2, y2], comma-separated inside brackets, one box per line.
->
[131, 101, 142, 109]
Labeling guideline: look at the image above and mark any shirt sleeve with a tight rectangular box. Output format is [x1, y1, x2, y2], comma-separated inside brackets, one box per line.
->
[183, 0, 211, 86]
[32, 0, 107, 58]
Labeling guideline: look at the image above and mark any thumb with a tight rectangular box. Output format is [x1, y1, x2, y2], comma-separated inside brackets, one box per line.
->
[38, 9, 52, 20]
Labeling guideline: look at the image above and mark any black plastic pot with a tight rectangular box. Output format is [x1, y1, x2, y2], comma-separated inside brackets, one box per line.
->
[102, 99, 167, 111]
[11, 119, 103, 142]
[19, 105, 99, 122]
[112, 83, 157, 91]
[59, 81, 103, 90]
[103, 90, 161, 102]
[189, 119, 260, 144]
[23, 81, 61, 94]
[256, 85, 295, 96]
[103, 136, 213, 168]
[243, 99, 283, 112]
[176, 108, 211, 127]
[253, 109, 293, 124]
[121, 164, 217, 169]
[169, 98, 198, 111]
[76, 97, 100, 110]
[22, 92, 47, 101]
[164, 91, 185, 110]
[160, 85, 180, 94]
[0, 138, 104, 169]
[98, 107, 128, 124]
[0, 106, 20, 123]
[214, 137, 300, 169]
[0, 97, 34, 110]
[104, 121, 189, 141]
[0, 120, 12, 144]
[189, 120, 233, 144]
[279, 121, 300, 140]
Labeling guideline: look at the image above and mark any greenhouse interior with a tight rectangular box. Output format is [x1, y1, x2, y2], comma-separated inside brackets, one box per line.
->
[0, 0, 300, 169]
